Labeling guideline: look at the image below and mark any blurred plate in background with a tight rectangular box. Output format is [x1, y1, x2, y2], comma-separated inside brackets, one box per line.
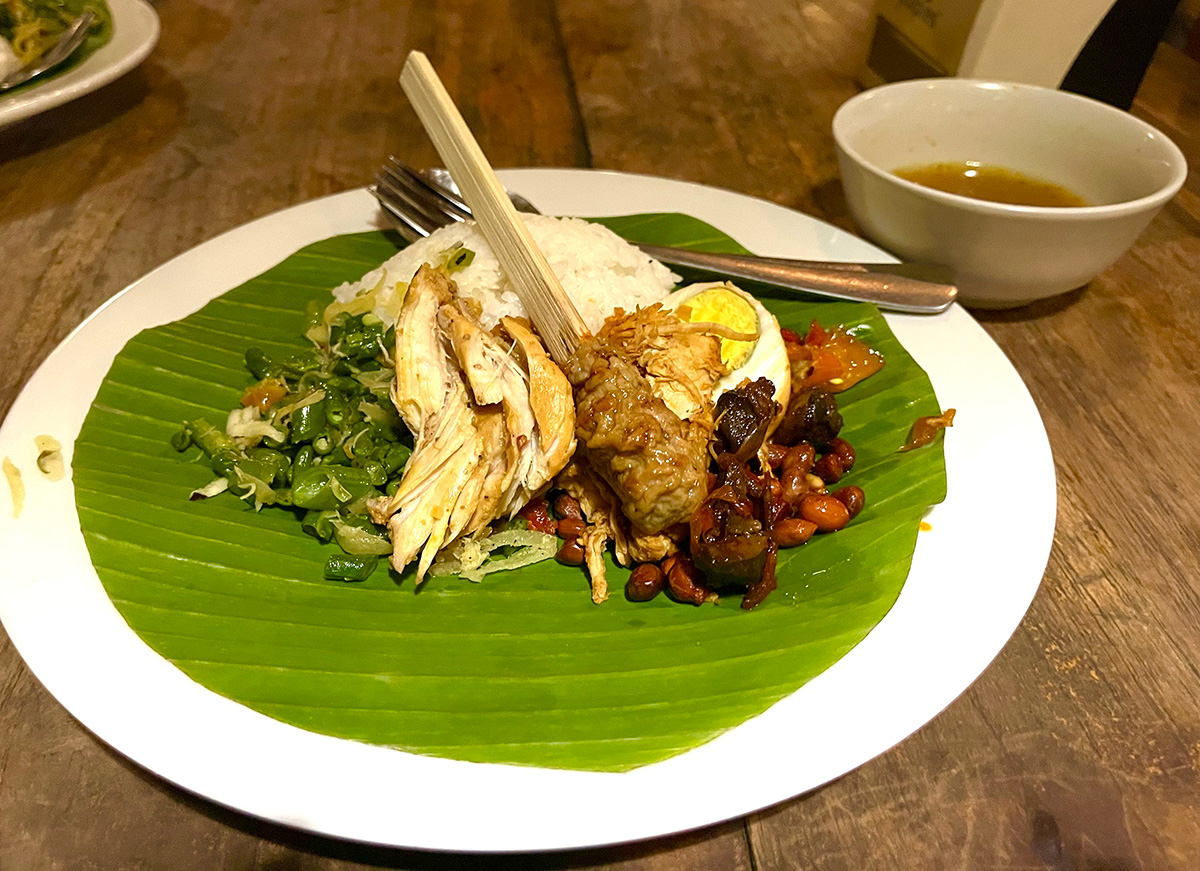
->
[0, 0, 159, 129]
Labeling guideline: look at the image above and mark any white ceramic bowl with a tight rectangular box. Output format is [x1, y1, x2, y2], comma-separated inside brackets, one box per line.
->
[832, 78, 1188, 308]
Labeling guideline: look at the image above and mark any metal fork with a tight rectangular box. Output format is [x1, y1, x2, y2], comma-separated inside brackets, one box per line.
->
[0, 11, 95, 92]
[369, 158, 958, 314]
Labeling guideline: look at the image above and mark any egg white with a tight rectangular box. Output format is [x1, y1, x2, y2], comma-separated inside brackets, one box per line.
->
[662, 281, 791, 413]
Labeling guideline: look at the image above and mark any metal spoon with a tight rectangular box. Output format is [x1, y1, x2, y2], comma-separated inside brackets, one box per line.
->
[416, 167, 958, 314]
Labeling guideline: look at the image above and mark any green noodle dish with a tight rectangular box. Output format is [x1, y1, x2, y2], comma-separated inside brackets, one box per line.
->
[0, 0, 113, 88]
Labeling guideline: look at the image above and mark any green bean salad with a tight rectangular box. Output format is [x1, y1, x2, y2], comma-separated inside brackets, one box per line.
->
[172, 308, 411, 582]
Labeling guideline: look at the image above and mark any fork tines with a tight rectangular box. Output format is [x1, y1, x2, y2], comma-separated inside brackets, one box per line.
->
[370, 169, 448, 242]
[389, 158, 472, 218]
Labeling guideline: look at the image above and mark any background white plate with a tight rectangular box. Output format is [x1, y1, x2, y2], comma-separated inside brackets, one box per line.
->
[0, 170, 1055, 852]
[0, 0, 159, 129]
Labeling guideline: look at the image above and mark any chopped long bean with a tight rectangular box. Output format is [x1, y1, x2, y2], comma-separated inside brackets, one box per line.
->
[302, 510, 336, 543]
[290, 400, 326, 443]
[324, 554, 378, 582]
[291, 466, 373, 510]
[172, 309, 416, 582]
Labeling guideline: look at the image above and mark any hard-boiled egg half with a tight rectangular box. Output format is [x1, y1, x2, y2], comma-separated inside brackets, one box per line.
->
[663, 280, 791, 414]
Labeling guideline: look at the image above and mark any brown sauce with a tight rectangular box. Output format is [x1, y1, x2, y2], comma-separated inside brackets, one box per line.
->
[894, 162, 1088, 207]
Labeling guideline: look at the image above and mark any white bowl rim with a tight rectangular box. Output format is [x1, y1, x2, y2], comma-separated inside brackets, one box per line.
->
[832, 78, 1189, 220]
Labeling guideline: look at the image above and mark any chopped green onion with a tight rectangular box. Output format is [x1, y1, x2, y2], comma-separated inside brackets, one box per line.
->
[441, 243, 475, 274]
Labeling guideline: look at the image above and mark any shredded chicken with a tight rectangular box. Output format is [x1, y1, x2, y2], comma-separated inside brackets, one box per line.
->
[372, 264, 576, 581]
[502, 317, 576, 485]
[379, 285, 723, 602]
[556, 455, 678, 602]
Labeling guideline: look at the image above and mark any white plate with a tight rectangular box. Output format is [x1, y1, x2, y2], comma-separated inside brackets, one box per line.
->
[0, 0, 159, 129]
[0, 170, 1055, 852]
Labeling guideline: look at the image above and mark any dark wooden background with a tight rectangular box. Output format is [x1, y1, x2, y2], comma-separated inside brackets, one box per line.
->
[2, 1, 1199, 868]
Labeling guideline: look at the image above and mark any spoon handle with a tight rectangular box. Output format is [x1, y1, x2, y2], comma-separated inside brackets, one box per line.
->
[635, 245, 957, 314]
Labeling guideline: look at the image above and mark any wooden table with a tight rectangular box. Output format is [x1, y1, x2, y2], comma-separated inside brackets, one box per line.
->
[3, 1, 1199, 868]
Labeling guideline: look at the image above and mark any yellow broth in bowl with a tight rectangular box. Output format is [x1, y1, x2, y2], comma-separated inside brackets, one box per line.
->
[894, 162, 1088, 207]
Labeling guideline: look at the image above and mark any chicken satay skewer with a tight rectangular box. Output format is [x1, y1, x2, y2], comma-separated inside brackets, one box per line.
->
[400, 51, 587, 366]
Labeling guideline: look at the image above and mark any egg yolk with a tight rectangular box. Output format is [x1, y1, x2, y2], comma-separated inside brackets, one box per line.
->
[676, 287, 760, 371]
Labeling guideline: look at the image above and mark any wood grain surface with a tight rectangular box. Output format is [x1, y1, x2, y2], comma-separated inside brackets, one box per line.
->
[2, 1, 1199, 868]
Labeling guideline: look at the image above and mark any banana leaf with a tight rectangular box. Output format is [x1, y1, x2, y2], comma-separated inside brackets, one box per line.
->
[72, 216, 946, 772]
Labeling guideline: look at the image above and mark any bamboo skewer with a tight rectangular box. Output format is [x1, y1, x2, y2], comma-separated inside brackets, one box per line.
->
[399, 51, 587, 366]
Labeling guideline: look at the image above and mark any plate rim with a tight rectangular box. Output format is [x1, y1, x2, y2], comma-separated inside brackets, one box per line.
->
[0, 170, 1056, 852]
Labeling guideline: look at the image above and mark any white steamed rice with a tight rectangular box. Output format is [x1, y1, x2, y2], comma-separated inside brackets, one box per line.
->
[331, 214, 679, 333]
